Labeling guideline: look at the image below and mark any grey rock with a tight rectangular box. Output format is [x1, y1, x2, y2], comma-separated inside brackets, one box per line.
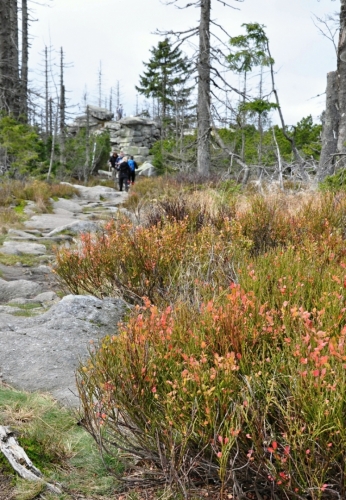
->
[0, 295, 127, 406]
[61, 183, 121, 202]
[119, 116, 157, 127]
[138, 147, 150, 156]
[138, 162, 157, 177]
[1, 241, 47, 256]
[104, 122, 121, 131]
[24, 214, 79, 232]
[46, 220, 99, 237]
[0, 279, 42, 302]
[33, 291, 58, 303]
[0, 246, 21, 256]
[88, 105, 114, 121]
[52, 198, 83, 213]
[7, 229, 39, 240]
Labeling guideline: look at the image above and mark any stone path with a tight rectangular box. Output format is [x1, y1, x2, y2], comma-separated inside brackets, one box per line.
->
[0, 184, 129, 406]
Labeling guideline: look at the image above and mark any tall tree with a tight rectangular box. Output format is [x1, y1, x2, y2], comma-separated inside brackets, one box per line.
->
[0, 0, 19, 115]
[161, 0, 244, 174]
[197, 0, 211, 175]
[136, 38, 192, 129]
[0, 0, 29, 119]
[20, 0, 29, 118]
[319, 1, 346, 179]
[59, 47, 66, 170]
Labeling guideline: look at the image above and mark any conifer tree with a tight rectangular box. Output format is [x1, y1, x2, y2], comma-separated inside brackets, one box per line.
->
[136, 38, 192, 128]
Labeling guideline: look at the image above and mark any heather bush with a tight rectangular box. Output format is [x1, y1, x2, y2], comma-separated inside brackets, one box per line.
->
[78, 274, 346, 497]
[55, 188, 346, 498]
[54, 214, 246, 305]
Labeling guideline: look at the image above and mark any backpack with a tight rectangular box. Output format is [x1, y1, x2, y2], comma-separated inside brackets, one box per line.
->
[128, 159, 135, 171]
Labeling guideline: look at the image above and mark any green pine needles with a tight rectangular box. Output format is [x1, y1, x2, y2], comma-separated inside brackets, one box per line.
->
[136, 38, 193, 128]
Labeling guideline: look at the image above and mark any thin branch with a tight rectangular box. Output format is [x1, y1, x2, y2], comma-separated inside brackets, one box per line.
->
[216, 0, 243, 9]
[210, 19, 233, 39]
[210, 65, 245, 97]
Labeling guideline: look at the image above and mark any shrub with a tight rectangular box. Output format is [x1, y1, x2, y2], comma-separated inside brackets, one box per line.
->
[57, 188, 346, 498]
[54, 214, 245, 306]
[0, 179, 78, 214]
[78, 273, 346, 497]
[319, 170, 346, 192]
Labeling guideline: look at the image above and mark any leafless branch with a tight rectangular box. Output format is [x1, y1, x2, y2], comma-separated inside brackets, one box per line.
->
[210, 19, 232, 39]
[210, 65, 245, 97]
[312, 14, 339, 56]
[216, 0, 243, 9]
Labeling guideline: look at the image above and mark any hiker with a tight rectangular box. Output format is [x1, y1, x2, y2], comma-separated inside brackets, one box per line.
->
[108, 151, 118, 179]
[116, 151, 124, 166]
[117, 104, 123, 121]
[117, 156, 131, 192]
[128, 156, 138, 185]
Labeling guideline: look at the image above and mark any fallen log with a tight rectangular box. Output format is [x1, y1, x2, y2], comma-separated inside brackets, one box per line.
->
[0, 426, 62, 494]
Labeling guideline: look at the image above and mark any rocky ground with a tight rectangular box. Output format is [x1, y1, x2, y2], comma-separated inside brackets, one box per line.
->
[0, 183, 129, 406]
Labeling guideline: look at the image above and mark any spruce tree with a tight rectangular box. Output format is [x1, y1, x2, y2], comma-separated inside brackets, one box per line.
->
[136, 38, 192, 128]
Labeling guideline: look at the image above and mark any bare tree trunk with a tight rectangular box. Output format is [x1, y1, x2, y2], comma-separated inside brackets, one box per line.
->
[59, 47, 66, 171]
[319, 1, 346, 179]
[47, 99, 59, 181]
[98, 61, 102, 108]
[49, 96, 53, 136]
[272, 126, 284, 190]
[84, 105, 90, 183]
[0, 0, 18, 115]
[197, 0, 211, 175]
[337, 0, 346, 156]
[20, 0, 29, 119]
[267, 40, 304, 170]
[10, 0, 19, 116]
[318, 71, 338, 180]
[45, 46, 49, 139]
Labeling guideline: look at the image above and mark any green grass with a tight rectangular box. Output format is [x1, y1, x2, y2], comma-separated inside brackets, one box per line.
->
[0, 385, 123, 499]
[14, 200, 27, 214]
[0, 254, 41, 267]
[8, 302, 42, 310]
[7, 302, 44, 317]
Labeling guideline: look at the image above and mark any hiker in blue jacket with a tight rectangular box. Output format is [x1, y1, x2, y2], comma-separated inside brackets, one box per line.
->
[128, 156, 138, 185]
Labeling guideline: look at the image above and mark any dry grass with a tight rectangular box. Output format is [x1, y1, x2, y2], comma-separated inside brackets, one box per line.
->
[0, 385, 122, 500]
[0, 208, 23, 227]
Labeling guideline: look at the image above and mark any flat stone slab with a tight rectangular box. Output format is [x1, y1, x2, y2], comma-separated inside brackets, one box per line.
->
[52, 198, 83, 213]
[46, 220, 99, 237]
[0, 295, 127, 405]
[62, 183, 127, 203]
[24, 214, 79, 232]
[9, 291, 58, 305]
[0, 279, 42, 302]
[1, 241, 47, 256]
[7, 230, 39, 240]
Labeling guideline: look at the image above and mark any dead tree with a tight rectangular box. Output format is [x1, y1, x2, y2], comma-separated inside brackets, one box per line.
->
[319, 1, 346, 179]
[59, 47, 66, 170]
[20, 0, 29, 118]
[197, 0, 211, 174]
[161, 0, 244, 175]
[0, 0, 20, 115]
[0, 0, 30, 119]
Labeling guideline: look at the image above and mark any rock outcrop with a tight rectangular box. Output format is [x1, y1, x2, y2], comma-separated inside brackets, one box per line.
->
[68, 107, 160, 165]
[105, 116, 160, 164]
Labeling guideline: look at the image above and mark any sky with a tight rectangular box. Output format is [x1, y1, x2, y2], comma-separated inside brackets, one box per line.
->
[29, 0, 339, 126]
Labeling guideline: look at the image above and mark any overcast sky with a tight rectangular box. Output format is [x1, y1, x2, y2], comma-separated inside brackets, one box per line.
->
[29, 0, 338, 125]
